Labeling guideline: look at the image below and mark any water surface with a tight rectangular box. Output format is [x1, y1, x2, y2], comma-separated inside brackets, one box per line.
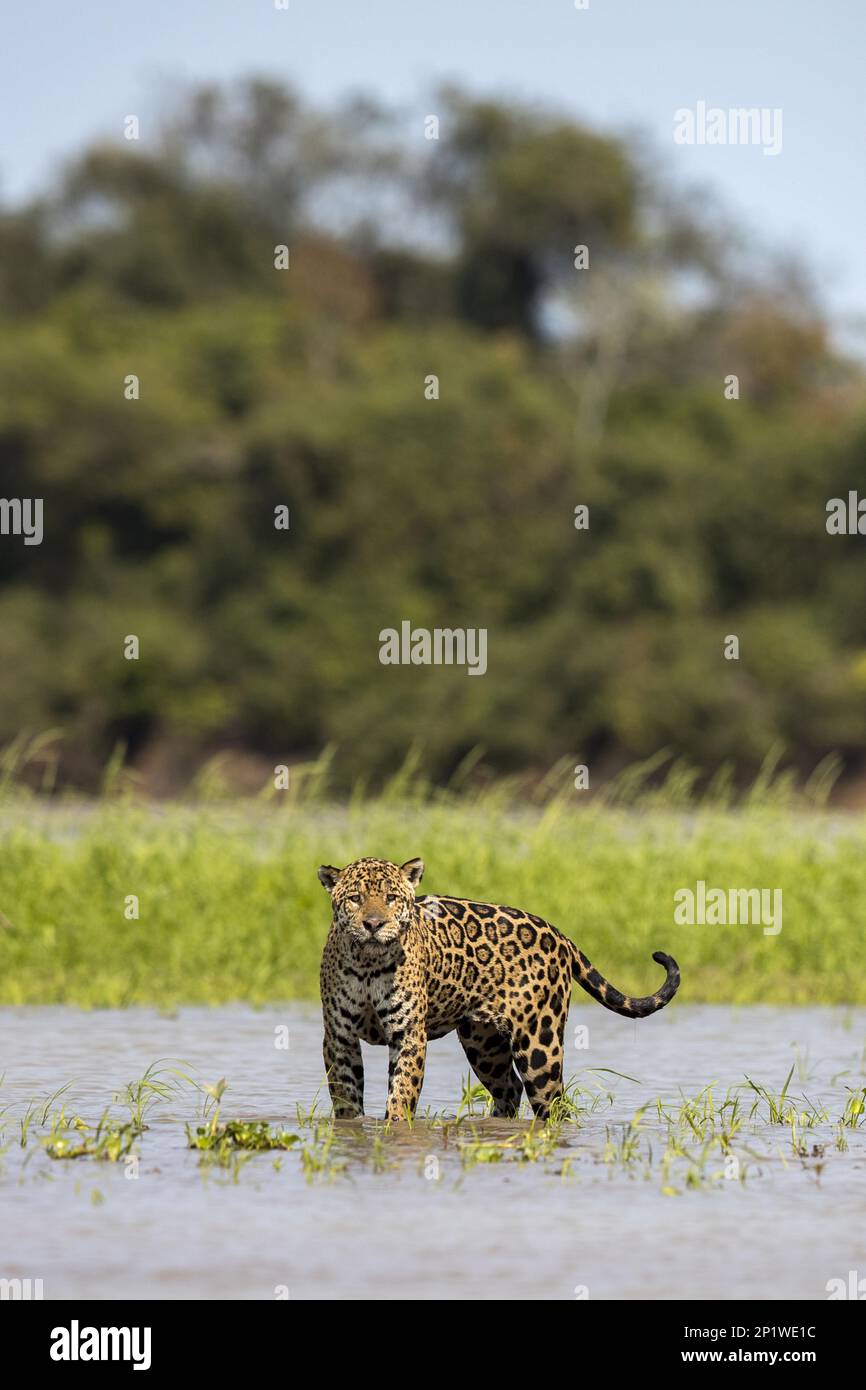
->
[1, 1004, 864, 1300]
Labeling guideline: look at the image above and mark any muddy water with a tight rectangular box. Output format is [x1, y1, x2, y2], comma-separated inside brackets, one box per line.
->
[1, 1004, 865, 1301]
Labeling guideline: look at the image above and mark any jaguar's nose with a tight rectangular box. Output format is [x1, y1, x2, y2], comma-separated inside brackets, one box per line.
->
[363, 915, 386, 932]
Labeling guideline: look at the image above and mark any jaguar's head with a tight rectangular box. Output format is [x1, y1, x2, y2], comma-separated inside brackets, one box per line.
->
[317, 856, 424, 946]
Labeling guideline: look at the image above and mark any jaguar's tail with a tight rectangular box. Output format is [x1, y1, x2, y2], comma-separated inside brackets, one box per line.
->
[569, 942, 680, 1018]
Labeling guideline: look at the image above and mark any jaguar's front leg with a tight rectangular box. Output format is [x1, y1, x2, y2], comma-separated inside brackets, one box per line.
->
[385, 1025, 427, 1122]
[323, 1024, 364, 1119]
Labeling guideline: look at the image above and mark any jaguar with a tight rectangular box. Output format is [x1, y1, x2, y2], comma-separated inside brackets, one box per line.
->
[318, 856, 680, 1121]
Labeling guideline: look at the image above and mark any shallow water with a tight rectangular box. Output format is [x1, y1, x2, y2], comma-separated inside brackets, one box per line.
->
[1, 1003, 865, 1300]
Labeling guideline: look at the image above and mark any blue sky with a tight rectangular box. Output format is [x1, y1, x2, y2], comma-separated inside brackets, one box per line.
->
[2, 0, 864, 346]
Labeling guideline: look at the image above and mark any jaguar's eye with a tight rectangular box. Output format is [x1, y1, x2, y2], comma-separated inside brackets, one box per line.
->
[386, 894, 397, 905]
[347, 894, 361, 905]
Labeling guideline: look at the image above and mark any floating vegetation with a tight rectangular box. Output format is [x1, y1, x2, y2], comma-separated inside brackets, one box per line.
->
[0, 1051, 863, 1192]
[841, 1086, 866, 1128]
[187, 1119, 301, 1154]
[43, 1116, 139, 1163]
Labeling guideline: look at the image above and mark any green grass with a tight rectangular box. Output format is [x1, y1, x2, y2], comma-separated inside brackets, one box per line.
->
[1, 750, 865, 1005]
[8, 1062, 862, 1193]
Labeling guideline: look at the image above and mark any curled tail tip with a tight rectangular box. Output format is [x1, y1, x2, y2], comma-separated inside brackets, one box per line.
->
[651, 950, 681, 1008]
[652, 950, 678, 972]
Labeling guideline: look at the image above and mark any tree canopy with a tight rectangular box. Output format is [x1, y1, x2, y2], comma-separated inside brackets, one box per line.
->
[1, 80, 864, 793]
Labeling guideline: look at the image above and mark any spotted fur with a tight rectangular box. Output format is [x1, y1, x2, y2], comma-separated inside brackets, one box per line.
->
[318, 856, 680, 1122]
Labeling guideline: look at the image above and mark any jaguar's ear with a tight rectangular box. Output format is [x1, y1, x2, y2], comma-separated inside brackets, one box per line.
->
[400, 857, 425, 888]
[317, 865, 342, 891]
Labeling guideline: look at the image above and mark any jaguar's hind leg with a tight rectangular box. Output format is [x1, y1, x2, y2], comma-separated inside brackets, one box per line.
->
[511, 1011, 567, 1122]
[457, 1019, 523, 1117]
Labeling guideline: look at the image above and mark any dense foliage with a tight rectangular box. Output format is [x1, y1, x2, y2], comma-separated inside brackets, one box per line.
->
[1, 80, 864, 791]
